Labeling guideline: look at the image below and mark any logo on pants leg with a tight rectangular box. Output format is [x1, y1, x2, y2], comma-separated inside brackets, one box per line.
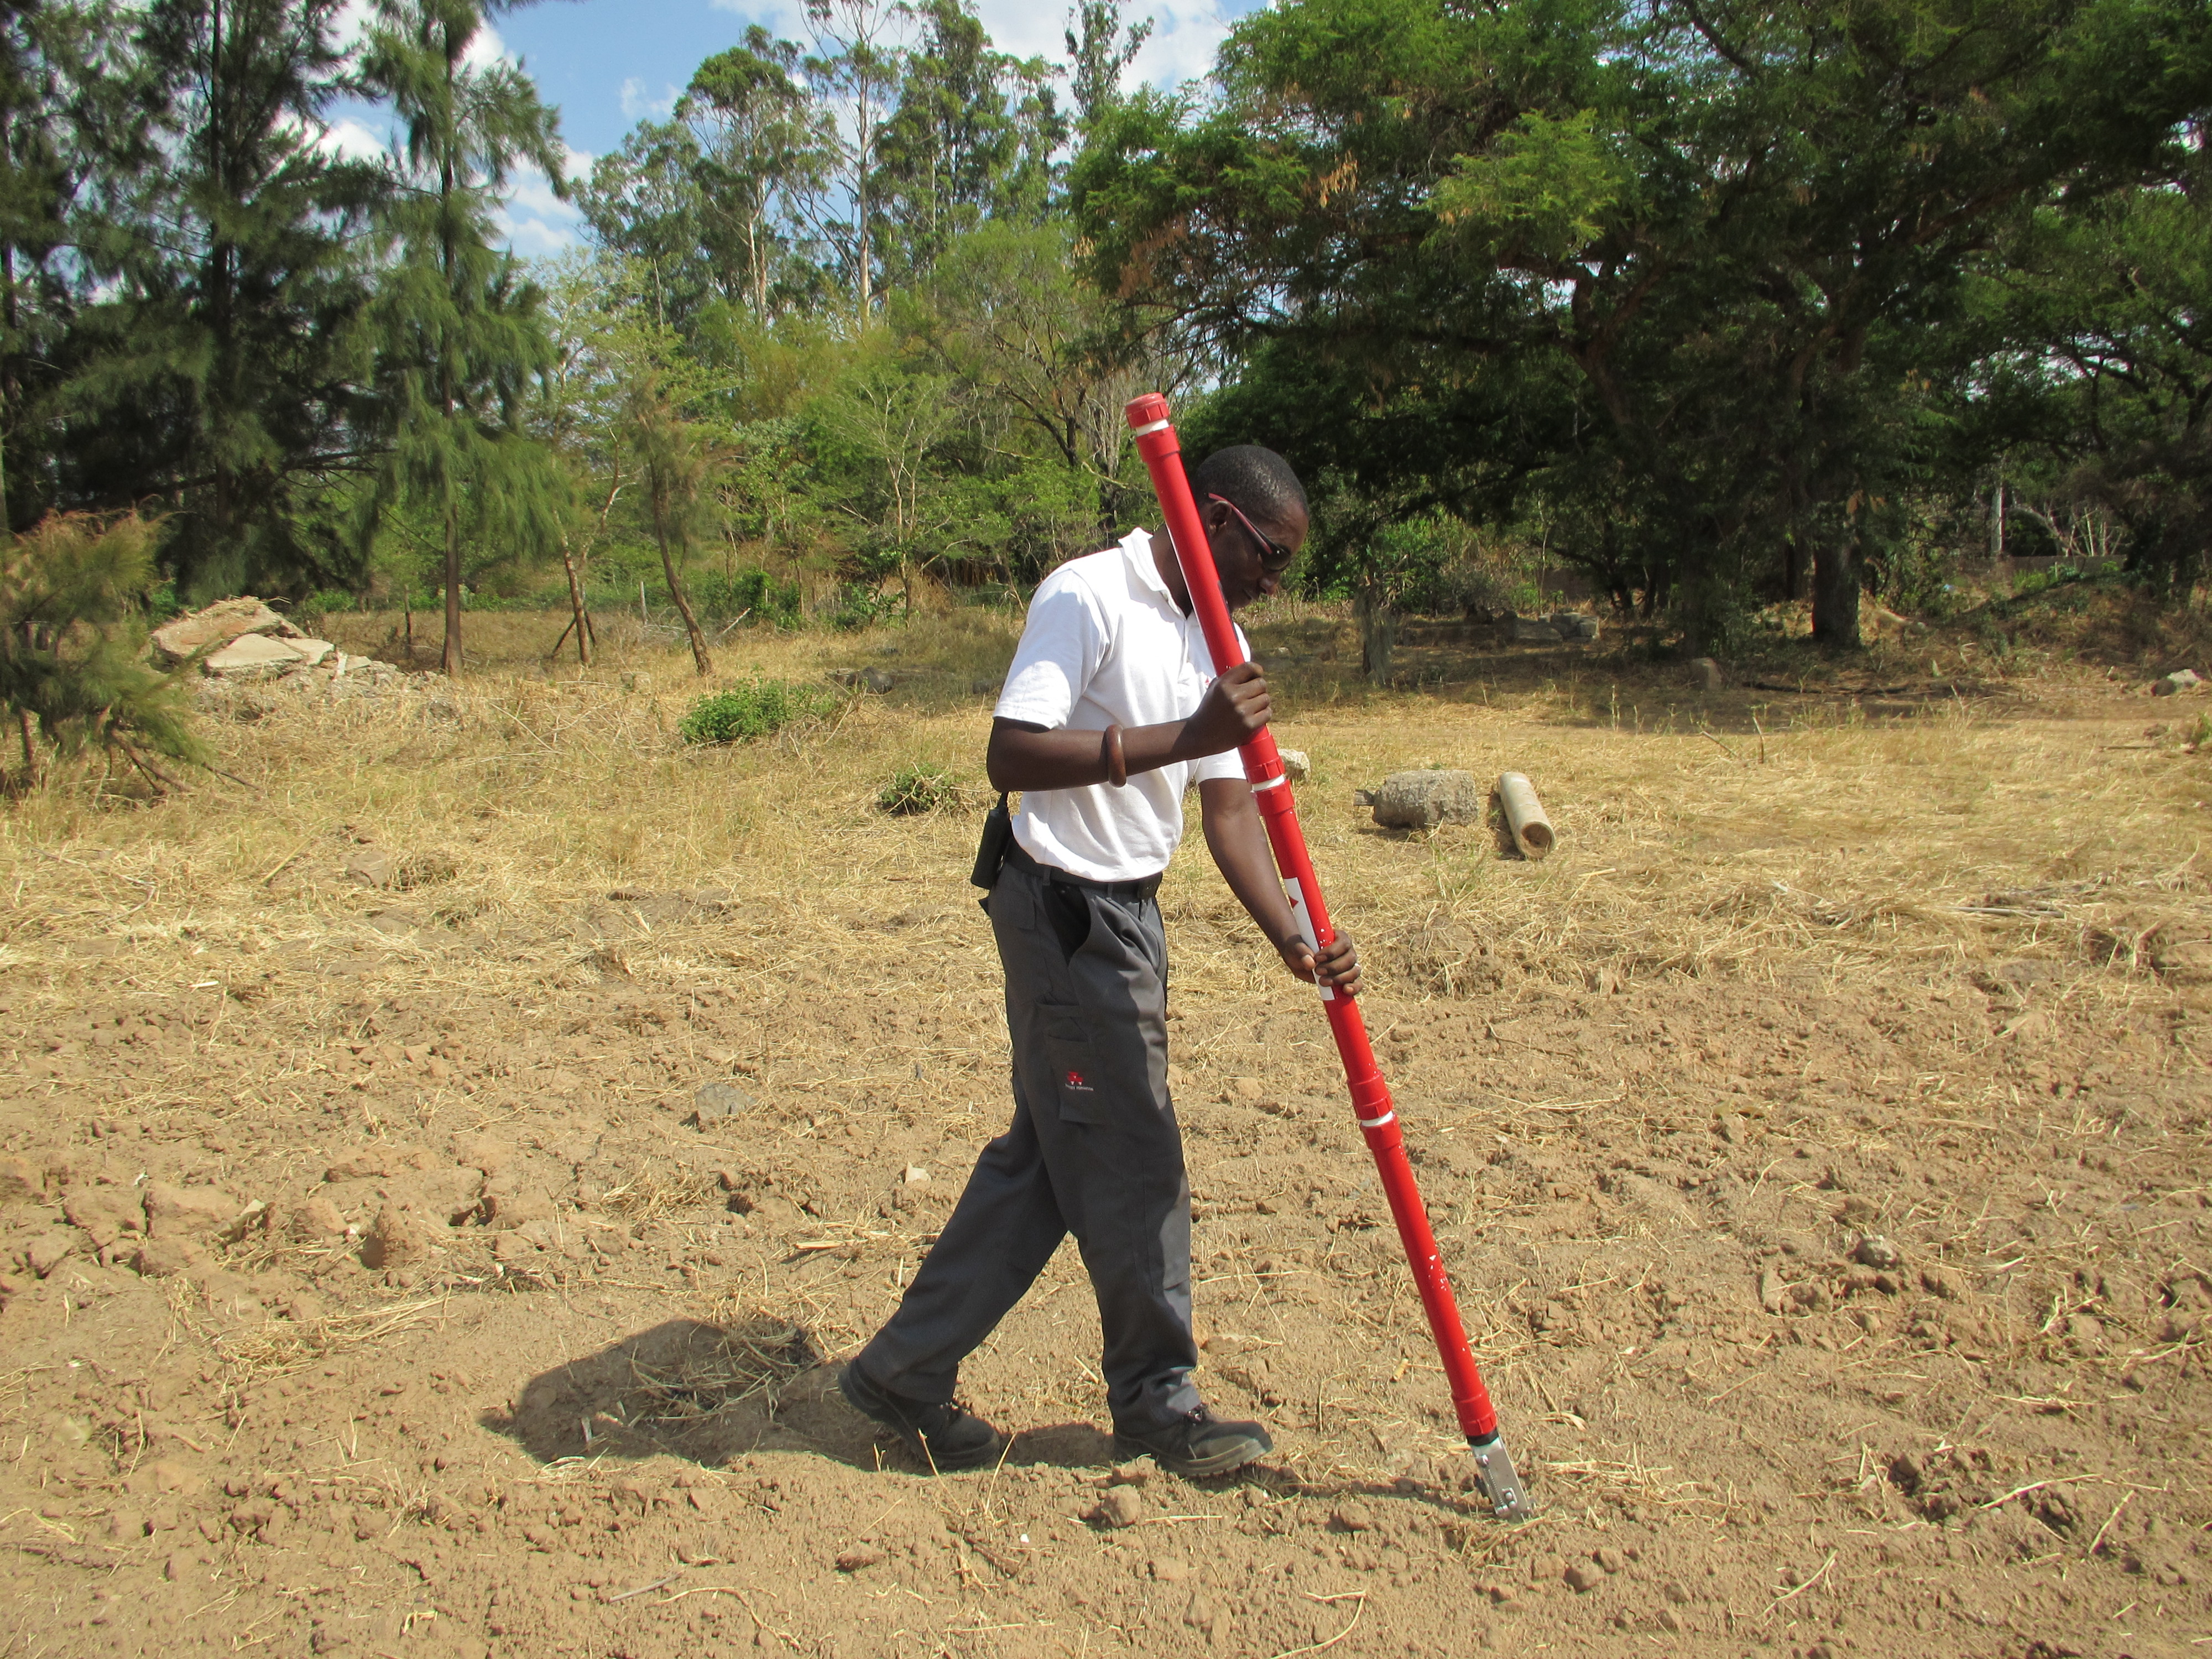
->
[1064, 1070, 1093, 1092]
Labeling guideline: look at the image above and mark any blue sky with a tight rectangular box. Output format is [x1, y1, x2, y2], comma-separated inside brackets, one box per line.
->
[347, 1, 1267, 255]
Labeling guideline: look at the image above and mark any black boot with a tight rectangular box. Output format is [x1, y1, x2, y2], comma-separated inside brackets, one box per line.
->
[1114, 1405, 1272, 1477]
[839, 1363, 1008, 1473]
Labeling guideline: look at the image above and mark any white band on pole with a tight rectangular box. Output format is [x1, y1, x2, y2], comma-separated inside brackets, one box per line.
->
[1358, 1111, 1396, 1129]
[1130, 418, 1171, 437]
[1251, 773, 1288, 791]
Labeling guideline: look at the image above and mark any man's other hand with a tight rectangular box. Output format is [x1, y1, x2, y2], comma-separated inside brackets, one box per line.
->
[1277, 928, 1361, 997]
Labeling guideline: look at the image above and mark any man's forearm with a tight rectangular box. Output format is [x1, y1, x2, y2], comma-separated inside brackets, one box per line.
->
[987, 719, 1210, 793]
[1201, 780, 1299, 950]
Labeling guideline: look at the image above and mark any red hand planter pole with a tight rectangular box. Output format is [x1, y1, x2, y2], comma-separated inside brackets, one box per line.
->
[1126, 394, 1532, 1521]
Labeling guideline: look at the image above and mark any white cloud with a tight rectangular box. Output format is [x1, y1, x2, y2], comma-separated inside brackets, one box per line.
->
[498, 143, 594, 258]
[620, 76, 680, 121]
[465, 18, 510, 71]
[1120, 3, 1239, 93]
[710, 1, 1237, 96]
[317, 115, 388, 163]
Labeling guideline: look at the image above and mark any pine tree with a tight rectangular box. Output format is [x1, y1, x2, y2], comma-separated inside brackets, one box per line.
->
[359, 0, 570, 675]
[70, 0, 379, 598]
[0, 1, 112, 536]
[0, 512, 206, 788]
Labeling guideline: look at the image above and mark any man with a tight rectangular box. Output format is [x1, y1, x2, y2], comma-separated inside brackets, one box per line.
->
[839, 445, 1360, 1478]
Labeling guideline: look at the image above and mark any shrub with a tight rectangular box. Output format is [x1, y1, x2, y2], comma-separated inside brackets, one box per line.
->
[878, 763, 959, 815]
[827, 583, 902, 632]
[301, 588, 360, 618]
[695, 568, 802, 628]
[679, 680, 844, 744]
[1, 513, 207, 787]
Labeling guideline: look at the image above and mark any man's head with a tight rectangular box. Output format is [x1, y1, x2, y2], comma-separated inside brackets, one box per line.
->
[1187, 446, 1308, 612]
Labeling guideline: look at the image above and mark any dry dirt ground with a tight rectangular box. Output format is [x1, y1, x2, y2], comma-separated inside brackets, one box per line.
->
[2, 606, 2209, 1659]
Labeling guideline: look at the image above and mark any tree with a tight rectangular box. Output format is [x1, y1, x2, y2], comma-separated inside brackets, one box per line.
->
[1077, 0, 2212, 649]
[685, 29, 837, 325]
[1065, 0, 1149, 138]
[0, 1, 111, 536]
[813, 356, 959, 614]
[359, 0, 570, 675]
[68, 0, 380, 598]
[1, 512, 205, 788]
[897, 220, 1134, 534]
[873, 0, 1062, 285]
[1976, 150, 2212, 596]
[802, 0, 905, 325]
[622, 364, 714, 674]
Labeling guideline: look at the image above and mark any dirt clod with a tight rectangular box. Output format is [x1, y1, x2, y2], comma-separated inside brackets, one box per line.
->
[1854, 1233, 1902, 1269]
[359, 1205, 436, 1270]
[1090, 1487, 1144, 1528]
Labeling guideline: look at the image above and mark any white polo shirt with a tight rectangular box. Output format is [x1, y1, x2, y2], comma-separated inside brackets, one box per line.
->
[995, 528, 1250, 882]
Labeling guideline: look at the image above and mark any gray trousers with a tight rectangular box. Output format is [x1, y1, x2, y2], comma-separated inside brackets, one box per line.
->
[853, 852, 1201, 1430]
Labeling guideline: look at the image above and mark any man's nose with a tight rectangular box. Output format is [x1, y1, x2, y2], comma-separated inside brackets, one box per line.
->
[1258, 569, 1282, 597]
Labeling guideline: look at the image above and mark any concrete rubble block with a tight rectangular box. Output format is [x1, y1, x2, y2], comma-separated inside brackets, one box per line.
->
[202, 633, 304, 679]
[2151, 669, 2201, 697]
[150, 597, 300, 665]
[1690, 656, 1724, 692]
[1358, 769, 1481, 830]
[281, 638, 336, 668]
[1276, 748, 1311, 783]
[1511, 617, 1563, 644]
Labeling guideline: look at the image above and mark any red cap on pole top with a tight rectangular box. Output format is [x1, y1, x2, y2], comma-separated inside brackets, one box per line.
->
[1125, 393, 1172, 434]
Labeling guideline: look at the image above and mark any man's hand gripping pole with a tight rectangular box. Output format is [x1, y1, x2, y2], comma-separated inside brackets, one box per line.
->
[1124, 394, 1532, 1521]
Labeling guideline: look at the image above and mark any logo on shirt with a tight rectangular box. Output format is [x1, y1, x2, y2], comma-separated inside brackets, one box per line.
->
[1064, 1070, 1093, 1092]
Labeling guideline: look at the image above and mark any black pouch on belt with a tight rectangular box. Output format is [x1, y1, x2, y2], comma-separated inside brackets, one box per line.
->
[969, 792, 1013, 909]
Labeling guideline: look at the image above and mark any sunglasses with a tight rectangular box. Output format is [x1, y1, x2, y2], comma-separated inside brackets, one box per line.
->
[1208, 494, 1296, 573]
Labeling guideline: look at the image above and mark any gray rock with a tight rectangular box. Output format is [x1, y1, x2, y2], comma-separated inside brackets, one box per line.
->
[1511, 617, 1563, 644]
[1690, 657, 1724, 692]
[2152, 669, 2201, 697]
[1358, 769, 1479, 830]
[150, 598, 299, 666]
[202, 633, 303, 678]
[1276, 747, 1311, 783]
[690, 1081, 754, 1125]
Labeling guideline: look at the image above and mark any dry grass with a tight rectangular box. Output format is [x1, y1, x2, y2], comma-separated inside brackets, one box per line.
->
[216, 1294, 454, 1386]
[619, 1313, 821, 1427]
[4, 606, 2204, 1057]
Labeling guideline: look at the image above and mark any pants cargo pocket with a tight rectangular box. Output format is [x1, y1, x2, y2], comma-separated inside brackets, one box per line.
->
[1042, 1014, 1105, 1125]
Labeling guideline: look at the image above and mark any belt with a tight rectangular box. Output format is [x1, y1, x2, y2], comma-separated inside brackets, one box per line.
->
[1006, 839, 1163, 903]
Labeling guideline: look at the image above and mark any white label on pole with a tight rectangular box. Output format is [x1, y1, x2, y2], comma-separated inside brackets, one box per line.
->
[1284, 878, 1334, 1002]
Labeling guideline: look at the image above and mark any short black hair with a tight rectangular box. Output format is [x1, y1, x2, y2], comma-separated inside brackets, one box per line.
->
[1188, 445, 1306, 530]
